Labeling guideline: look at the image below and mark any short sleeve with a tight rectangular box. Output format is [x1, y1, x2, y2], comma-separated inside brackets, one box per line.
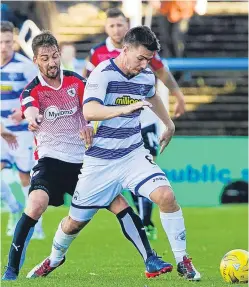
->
[83, 65, 108, 105]
[20, 79, 39, 115]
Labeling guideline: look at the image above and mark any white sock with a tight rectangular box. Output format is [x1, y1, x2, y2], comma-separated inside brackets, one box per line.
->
[49, 219, 79, 267]
[21, 185, 30, 204]
[160, 208, 187, 264]
[1, 179, 21, 213]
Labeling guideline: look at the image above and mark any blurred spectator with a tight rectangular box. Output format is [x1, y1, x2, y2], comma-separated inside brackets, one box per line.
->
[60, 42, 83, 75]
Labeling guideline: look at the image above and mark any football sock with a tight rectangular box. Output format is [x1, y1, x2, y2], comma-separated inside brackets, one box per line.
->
[8, 213, 37, 274]
[50, 219, 79, 267]
[160, 208, 187, 264]
[117, 207, 153, 262]
[141, 197, 154, 227]
[1, 179, 21, 213]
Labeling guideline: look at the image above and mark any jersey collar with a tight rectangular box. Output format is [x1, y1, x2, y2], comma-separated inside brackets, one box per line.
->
[38, 69, 63, 90]
[106, 37, 122, 53]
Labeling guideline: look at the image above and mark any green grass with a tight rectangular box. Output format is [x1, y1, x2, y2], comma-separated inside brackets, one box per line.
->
[1, 205, 248, 287]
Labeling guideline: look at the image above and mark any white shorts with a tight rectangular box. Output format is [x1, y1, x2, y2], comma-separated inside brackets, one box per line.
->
[1, 131, 35, 173]
[70, 147, 171, 221]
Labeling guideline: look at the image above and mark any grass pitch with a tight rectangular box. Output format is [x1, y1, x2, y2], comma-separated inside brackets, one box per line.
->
[1, 204, 248, 287]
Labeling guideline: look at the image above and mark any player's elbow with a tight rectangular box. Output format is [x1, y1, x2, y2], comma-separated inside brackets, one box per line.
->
[83, 105, 95, 121]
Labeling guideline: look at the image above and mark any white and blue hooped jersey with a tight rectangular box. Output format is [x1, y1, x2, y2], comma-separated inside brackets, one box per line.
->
[0, 52, 37, 133]
[84, 59, 156, 160]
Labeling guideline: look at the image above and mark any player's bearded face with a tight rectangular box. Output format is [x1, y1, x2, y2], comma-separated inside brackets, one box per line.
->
[105, 16, 128, 45]
[125, 45, 154, 76]
[35, 45, 60, 79]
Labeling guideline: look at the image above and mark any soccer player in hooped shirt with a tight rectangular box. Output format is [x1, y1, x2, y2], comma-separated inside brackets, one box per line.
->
[0, 21, 44, 239]
[3, 30, 170, 281]
[83, 8, 186, 240]
[30, 26, 201, 281]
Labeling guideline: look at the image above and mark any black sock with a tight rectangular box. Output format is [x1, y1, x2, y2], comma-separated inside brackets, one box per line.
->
[7, 213, 37, 274]
[131, 193, 139, 214]
[142, 198, 154, 227]
[117, 207, 153, 262]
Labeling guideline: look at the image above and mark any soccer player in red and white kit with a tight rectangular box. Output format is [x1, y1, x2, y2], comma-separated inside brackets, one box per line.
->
[83, 8, 185, 240]
[3, 31, 170, 281]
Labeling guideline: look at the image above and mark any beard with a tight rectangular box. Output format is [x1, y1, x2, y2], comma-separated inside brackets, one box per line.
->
[46, 66, 60, 79]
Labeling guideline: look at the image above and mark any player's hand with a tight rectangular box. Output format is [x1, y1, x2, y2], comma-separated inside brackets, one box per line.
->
[1, 130, 18, 149]
[121, 100, 152, 115]
[27, 115, 43, 132]
[8, 108, 23, 124]
[159, 124, 175, 154]
[80, 125, 94, 147]
[174, 96, 185, 118]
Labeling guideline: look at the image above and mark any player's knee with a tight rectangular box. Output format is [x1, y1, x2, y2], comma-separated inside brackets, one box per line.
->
[108, 194, 129, 215]
[63, 216, 89, 235]
[25, 190, 49, 220]
[151, 186, 176, 209]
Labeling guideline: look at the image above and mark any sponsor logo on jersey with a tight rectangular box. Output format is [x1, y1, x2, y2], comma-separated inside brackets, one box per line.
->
[115, 96, 140, 105]
[86, 83, 99, 90]
[44, 106, 77, 121]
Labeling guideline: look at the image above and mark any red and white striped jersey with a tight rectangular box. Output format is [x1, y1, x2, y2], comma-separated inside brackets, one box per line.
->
[20, 70, 87, 163]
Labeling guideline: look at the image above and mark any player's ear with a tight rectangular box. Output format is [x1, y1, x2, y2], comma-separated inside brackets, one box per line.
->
[33, 55, 37, 65]
[123, 45, 128, 54]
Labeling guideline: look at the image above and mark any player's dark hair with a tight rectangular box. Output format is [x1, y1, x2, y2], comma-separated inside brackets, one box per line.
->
[32, 30, 59, 56]
[106, 8, 127, 20]
[0, 21, 14, 33]
[124, 26, 160, 52]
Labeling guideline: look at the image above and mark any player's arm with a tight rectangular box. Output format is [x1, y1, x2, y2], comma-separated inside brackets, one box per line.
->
[82, 48, 97, 78]
[82, 56, 90, 78]
[151, 55, 185, 117]
[83, 66, 151, 121]
[84, 100, 151, 121]
[20, 84, 42, 131]
[147, 93, 175, 154]
[0, 123, 18, 149]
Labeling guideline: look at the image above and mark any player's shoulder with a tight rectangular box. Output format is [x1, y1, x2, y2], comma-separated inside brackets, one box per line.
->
[21, 76, 40, 98]
[13, 52, 33, 65]
[63, 70, 87, 83]
[93, 59, 112, 73]
[90, 41, 107, 55]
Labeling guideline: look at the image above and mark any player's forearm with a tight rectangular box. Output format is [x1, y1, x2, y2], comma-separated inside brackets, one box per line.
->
[24, 106, 39, 121]
[155, 68, 183, 100]
[147, 94, 175, 133]
[83, 101, 124, 121]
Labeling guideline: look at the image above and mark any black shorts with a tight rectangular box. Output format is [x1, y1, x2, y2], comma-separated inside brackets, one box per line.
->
[29, 157, 82, 207]
[141, 124, 159, 157]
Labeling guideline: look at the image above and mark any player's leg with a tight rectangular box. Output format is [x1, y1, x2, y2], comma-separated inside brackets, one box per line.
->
[0, 140, 23, 236]
[0, 175, 23, 223]
[15, 134, 45, 240]
[130, 150, 201, 281]
[108, 194, 173, 278]
[140, 124, 158, 240]
[2, 158, 50, 280]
